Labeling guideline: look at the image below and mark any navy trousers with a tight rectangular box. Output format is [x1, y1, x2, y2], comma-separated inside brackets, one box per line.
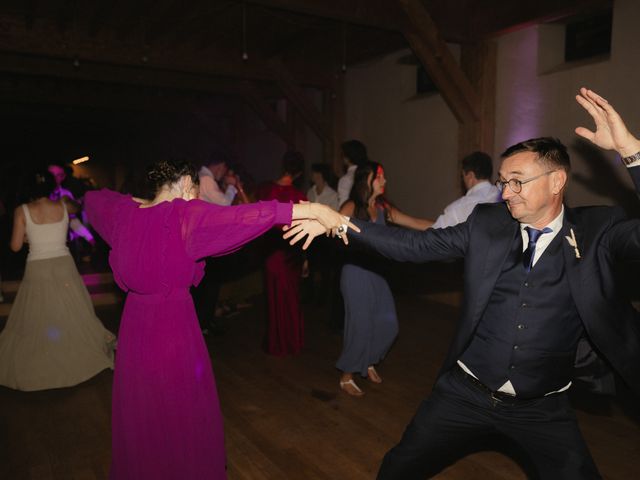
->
[377, 368, 601, 479]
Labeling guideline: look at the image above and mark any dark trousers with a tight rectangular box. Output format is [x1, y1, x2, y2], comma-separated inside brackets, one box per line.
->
[192, 258, 222, 329]
[377, 368, 601, 480]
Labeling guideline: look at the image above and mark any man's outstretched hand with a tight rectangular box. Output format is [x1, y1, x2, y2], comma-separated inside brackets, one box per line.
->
[575, 87, 640, 157]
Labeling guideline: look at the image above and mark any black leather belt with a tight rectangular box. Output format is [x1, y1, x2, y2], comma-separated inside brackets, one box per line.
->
[453, 365, 529, 405]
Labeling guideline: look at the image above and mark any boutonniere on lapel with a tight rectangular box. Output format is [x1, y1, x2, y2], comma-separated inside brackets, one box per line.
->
[564, 228, 581, 259]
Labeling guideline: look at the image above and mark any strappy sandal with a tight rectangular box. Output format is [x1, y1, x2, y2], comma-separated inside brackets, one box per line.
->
[367, 366, 382, 384]
[340, 379, 364, 396]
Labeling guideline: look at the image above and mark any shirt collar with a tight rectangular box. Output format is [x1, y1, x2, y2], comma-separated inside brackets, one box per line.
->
[199, 165, 213, 177]
[347, 165, 358, 173]
[520, 205, 564, 234]
[466, 180, 492, 195]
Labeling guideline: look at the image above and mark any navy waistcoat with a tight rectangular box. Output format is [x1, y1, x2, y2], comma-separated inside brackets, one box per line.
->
[459, 227, 584, 398]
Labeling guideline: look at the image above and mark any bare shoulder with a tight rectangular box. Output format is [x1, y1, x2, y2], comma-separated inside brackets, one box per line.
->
[14, 204, 25, 218]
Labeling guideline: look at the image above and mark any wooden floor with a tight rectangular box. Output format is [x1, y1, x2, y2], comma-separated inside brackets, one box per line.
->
[1, 285, 639, 479]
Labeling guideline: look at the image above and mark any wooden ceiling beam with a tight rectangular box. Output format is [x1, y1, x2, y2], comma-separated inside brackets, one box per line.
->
[152, 2, 236, 50]
[0, 51, 245, 97]
[397, 0, 496, 157]
[263, 26, 330, 59]
[458, 40, 497, 157]
[398, 0, 480, 124]
[0, 16, 334, 89]
[244, 0, 405, 31]
[0, 77, 214, 115]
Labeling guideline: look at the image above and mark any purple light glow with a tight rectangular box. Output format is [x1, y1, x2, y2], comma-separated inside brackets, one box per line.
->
[82, 273, 109, 287]
[500, 27, 544, 148]
[47, 327, 62, 341]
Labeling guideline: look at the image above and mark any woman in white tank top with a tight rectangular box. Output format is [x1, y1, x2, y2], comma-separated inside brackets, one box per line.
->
[21, 200, 71, 261]
[0, 170, 115, 391]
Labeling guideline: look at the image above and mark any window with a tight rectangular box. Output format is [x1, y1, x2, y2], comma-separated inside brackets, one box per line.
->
[564, 9, 612, 62]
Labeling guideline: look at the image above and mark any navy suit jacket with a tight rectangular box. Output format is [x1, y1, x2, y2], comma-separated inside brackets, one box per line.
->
[351, 167, 640, 396]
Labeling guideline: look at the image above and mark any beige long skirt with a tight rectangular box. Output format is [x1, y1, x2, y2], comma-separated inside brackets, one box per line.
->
[0, 255, 115, 391]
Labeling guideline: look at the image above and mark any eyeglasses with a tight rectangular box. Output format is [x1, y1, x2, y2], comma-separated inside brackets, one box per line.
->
[495, 169, 558, 194]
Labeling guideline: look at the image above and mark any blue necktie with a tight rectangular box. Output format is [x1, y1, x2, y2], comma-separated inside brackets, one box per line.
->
[523, 226, 552, 272]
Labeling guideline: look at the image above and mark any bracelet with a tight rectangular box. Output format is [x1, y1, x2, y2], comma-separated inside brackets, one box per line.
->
[621, 151, 640, 166]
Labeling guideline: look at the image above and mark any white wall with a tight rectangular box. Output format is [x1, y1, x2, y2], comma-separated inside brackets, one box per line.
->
[345, 0, 640, 216]
[495, 0, 640, 208]
[345, 50, 460, 219]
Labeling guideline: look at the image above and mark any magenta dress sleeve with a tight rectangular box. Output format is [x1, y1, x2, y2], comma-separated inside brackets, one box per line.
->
[182, 199, 292, 260]
[85, 189, 131, 246]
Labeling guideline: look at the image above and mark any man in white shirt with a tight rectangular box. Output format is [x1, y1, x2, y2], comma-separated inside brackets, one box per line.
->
[307, 163, 339, 211]
[432, 151, 502, 228]
[198, 158, 238, 206]
[306, 163, 340, 307]
[193, 156, 247, 335]
[337, 140, 368, 208]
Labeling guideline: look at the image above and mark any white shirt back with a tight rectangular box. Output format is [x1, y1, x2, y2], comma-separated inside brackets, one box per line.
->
[307, 185, 339, 211]
[337, 165, 358, 208]
[432, 181, 502, 229]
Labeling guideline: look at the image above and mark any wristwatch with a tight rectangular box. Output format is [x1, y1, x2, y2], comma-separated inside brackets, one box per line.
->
[621, 151, 640, 166]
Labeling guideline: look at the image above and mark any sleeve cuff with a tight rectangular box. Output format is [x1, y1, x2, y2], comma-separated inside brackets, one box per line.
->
[274, 201, 293, 225]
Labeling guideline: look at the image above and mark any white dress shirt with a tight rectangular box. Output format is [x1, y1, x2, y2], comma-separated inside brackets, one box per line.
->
[337, 165, 358, 208]
[307, 184, 339, 211]
[198, 166, 237, 206]
[518, 206, 564, 267]
[432, 181, 502, 229]
[459, 207, 572, 396]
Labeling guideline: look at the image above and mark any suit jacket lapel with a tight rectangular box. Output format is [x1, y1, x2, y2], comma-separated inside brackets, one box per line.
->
[470, 215, 520, 328]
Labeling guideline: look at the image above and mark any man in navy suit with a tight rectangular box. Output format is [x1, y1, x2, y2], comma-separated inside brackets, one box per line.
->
[287, 88, 640, 478]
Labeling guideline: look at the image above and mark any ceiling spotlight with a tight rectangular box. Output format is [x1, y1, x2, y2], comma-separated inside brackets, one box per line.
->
[72, 156, 89, 165]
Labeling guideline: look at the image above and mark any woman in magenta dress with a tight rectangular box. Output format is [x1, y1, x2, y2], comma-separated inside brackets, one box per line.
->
[85, 160, 353, 480]
[256, 151, 307, 356]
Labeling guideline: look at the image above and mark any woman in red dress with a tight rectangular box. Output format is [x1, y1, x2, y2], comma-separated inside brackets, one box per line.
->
[256, 151, 308, 355]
